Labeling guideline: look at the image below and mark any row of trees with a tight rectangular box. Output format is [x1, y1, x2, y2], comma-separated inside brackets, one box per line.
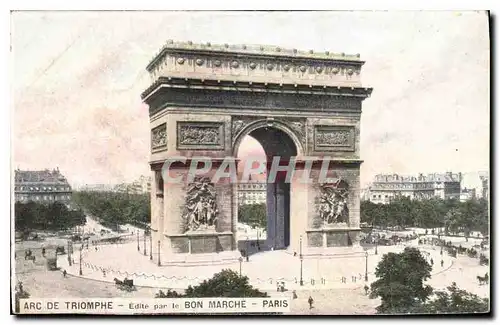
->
[238, 203, 266, 228]
[15, 201, 86, 234]
[369, 247, 489, 314]
[361, 197, 489, 235]
[72, 191, 150, 231]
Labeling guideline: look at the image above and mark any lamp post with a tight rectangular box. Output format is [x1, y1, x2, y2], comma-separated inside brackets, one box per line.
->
[375, 238, 378, 255]
[299, 235, 304, 286]
[246, 236, 250, 262]
[150, 230, 153, 260]
[67, 240, 72, 266]
[143, 230, 147, 256]
[79, 244, 83, 276]
[364, 251, 368, 282]
[137, 231, 140, 252]
[238, 257, 243, 276]
[157, 240, 161, 267]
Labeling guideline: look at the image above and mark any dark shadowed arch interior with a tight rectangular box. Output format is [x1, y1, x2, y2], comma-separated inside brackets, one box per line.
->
[243, 126, 298, 251]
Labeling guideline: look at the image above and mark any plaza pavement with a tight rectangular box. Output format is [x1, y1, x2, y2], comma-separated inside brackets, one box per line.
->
[57, 237, 488, 297]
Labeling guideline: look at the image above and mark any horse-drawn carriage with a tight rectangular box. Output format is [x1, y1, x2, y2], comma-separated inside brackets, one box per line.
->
[477, 272, 489, 285]
[114, 277, 136, 291]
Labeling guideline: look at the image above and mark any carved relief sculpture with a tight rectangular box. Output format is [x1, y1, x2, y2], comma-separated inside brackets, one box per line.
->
[177, 122, 224, 149]
[179, 126, 219, 145]
[151, 123, 167, 150]
[314, 126, 355, 151]
[182, 177, 218, 232]
[282, 118, 306, 147]
[318, 180, 349, 225]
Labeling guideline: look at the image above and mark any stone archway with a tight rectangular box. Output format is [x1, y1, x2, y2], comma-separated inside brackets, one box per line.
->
[143, 41, 372, 259]
[234, 124, 299, 251]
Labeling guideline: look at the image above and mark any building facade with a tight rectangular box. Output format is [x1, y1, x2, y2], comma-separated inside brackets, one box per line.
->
[368, 172, 462, 204]
[14, 168, 72, 206]
[114, 176, 152, 194]
[77, 183, 116, 192]
[460, 188, 476, 202]
[237, 173, 267, 205]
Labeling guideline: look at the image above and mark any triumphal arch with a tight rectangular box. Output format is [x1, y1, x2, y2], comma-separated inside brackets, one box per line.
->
[141, 41, 372, 260]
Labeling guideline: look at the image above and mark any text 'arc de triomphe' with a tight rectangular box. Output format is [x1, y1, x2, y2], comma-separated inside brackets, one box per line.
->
[141, 41, 372, 258]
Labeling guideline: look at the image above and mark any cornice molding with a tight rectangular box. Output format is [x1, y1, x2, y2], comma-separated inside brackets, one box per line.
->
[141, 76, 373, 100]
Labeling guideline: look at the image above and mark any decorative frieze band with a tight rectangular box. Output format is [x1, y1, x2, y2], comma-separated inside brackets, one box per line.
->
[314, 125, 355, 152]
[151, 123, 167, 151]
[177, 122, 225, 150]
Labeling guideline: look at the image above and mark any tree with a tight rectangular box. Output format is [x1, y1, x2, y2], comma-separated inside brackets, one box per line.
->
[418, 283, 489, 314]
[185, 269, 268, 297]
[156, 269, 268, 298]
[238, 204, 266, 228]
[370, 247, 433, 314]
[72, 190, 150, 228]
[15, 201, 86, 232]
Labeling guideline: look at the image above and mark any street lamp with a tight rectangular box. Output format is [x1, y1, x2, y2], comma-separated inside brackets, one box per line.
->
[150, 230, 153, 260]
[299, 235, 304, 286]
[238, 257, 243, 276]
[143, 230, 147, 256]
[246, 236, 250, 262]
[67, 240, 72, 266]
[157, 240, 161, 267]
[137, 231, 140, 252]
[79, 244, 83, 276]
[364, 251, 368, 282]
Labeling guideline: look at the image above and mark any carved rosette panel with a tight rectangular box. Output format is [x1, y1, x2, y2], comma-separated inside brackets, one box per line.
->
[181, 177, 218, 233]
[151, 123, 167, 151]
[177, 122, 225, 150]
[281, 118, 306, 149]
[231, 116, 259, 140]
[316, 180, 350, 225]
[314, 125, 355, 152]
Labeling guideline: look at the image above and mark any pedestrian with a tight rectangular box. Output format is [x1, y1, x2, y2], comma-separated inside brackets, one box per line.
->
[42, 247, 46, 257]
[430, 258, 434, 266]
[292, 290, 297, 299]
[308, 296, 314, 309]
[364, 285, 369, 295]
[63, 269, 67, 278]
[103, 270, 106, 278]
[441, 260, 444, 267]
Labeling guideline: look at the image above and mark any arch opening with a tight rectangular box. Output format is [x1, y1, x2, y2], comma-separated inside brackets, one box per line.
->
[236, 125, 298, 255]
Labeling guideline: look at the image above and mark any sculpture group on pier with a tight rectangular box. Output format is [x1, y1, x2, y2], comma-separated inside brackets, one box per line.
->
[318, 180, 349, 225]
[182, 177, 219, 232]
